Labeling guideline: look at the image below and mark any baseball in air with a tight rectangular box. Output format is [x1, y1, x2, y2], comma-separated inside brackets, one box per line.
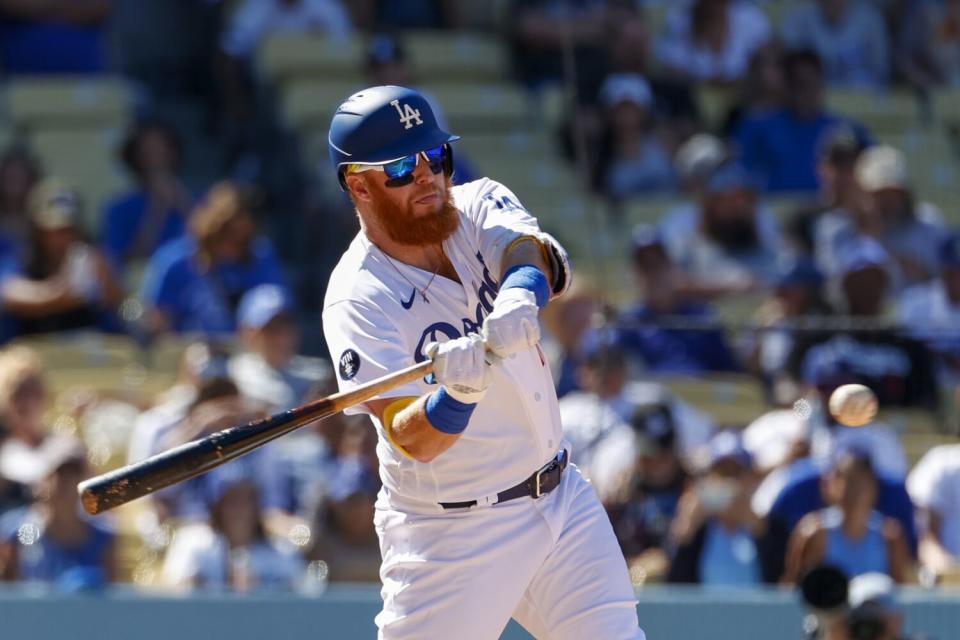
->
[829, 384, 877, 427]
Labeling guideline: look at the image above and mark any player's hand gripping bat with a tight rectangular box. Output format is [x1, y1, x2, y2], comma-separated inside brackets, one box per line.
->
[77, 358, 434, 515]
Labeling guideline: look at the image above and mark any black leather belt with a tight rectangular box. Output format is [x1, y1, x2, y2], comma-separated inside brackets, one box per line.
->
[439, 449, 569, 510]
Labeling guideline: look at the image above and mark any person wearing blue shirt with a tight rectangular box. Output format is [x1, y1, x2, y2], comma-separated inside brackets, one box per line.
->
[617, 224, 739, 374]
[0, 2, 108, 74]
[100, 121, 193, 269]
[0, 438, 115, 589]
[734, 49, 872, 193]
[140, 181, 288, 336]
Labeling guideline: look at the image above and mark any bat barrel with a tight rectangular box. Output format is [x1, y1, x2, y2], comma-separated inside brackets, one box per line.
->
[78, 400, 333, 514]
[77, 358, 434, 515]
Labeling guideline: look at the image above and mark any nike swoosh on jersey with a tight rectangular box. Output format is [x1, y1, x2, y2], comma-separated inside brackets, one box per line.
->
[400, 288, 417, 309]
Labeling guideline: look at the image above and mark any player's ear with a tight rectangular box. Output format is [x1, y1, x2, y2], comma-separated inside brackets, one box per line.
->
[345, 173, 373, 202]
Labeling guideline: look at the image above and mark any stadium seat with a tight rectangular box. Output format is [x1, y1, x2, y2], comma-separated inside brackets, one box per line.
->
[883, 128, 959, 219]
[459, 0, 511, 30]
[660, 374, 767, 428]
[280, 78, 364, 129]
[28, 127, 129, 232]
[257, 34, 364, 85]
[7, 76, 133, 131]
[933, 87, 960, 128]
[621, 196, 683, 226]
[827, 88, 922, 134]
[405, 31, 506, 82]
[421, 83, 532, 133]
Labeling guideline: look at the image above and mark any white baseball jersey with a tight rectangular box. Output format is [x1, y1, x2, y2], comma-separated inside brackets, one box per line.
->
[323, 178, 565, 510]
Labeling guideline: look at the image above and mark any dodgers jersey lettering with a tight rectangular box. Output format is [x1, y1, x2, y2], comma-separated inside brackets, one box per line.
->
[323, 178, 564, 508]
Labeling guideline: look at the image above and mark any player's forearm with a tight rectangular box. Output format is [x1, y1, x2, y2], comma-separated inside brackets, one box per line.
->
[501, 237, 551, 283]
[391, 395, 463, 463]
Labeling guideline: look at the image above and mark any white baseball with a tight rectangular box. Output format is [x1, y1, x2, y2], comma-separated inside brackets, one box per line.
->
[828, 384, 877, 427]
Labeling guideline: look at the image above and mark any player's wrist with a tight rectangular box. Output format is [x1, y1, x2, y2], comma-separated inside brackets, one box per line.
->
[425, 386, 479, 434]
[500, 264, 549, 308]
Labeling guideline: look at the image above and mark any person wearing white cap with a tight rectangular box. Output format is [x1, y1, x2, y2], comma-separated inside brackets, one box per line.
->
[907, 441, 960, 584]
[227, 284, 329, 413]
[816, 145, 946, 290]
[597, 73, 676, 199]
[844, 572, 905, 640]
[0, 178, 125, 336]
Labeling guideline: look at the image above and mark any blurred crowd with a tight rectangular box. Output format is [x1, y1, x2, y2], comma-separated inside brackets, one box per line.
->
[0, 1, 959, 616]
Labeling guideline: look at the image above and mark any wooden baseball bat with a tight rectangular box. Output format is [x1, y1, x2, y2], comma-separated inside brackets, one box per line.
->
[78, 358, 434, 515]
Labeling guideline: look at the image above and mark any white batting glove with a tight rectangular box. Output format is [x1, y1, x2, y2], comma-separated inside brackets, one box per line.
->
[481, 288, 540, 358]
[425, 334, 492, 404]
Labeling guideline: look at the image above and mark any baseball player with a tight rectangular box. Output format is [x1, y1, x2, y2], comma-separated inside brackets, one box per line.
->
[322, 86, 644, 640]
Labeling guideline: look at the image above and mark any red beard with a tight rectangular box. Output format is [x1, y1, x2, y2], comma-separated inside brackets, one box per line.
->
[364, 176, 460, 246]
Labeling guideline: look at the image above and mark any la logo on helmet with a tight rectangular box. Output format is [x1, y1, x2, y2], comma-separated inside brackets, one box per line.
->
[390, 99, 423, 130]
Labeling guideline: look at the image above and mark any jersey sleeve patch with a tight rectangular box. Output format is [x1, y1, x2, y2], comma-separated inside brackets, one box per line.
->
[338, 348, 361, 381]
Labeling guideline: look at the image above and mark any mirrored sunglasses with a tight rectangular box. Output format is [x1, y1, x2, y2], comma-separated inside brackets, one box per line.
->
[348, 145, 448, 188]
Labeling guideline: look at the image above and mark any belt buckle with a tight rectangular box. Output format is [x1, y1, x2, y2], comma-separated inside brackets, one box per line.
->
[533, 456, 559, 499]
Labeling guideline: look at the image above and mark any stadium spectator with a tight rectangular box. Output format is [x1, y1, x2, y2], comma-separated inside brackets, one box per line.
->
[0, 437, 116, 588]
[0, 347, 60, 486]
[352, 0, 460, 30]
[126, 342, 232, 464]
[617, 224, 740, 374]
[741, 408, 811, 476]
[667, 432, 777, 585]
[100, 121, 192, 270]
[228, 284, 328, 413]
[561, 331, 715, 483]
[604, 11, 700, 138]
[930, 0, 960, 86]
[734, 49, 872, 193]
[781, 0, 889, 89]
[783, 450, 912, 584]
[509, 0, 611, 100]
[907, 443, 960, 583]
[596, 73, 676, 199]
[787, 124, 866, 258]
[746, 259, 828, 402]
[140, 181, 288, 337]
[558, 339, 632, 474]
[597, 401, 690, 583]
[150, 382, 289, 522]
[661, 164, 782, 294]
[885, 0, 944, 94]
[161, 461, 304, 592]
[654, 0, 772, 84]
[897, 232, 960, 387]
[719, 41, 786, 137]
[788, 238, 939, 416]
[846, 572, 907, 640]
[0, 0, 108, 74]
[0, 178, 125, 336]
[0, 144, 41, 249]
[815, 145, 946, 290]
[221, 0, 352, 62]
[305, 455, 381, 583]
[753, 443, 917, 583]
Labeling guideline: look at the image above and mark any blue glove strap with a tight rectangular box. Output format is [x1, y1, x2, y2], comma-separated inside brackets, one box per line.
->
[501, 264, 549, 308]
[424, 387, 477, 434]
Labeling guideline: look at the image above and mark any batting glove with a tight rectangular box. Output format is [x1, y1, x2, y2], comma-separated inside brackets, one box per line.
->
[425, 334, 492, 404]
[481, 288, 540, 358]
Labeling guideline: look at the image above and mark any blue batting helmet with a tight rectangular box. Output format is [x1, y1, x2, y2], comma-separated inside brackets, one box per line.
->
[328, 85, 460, 189]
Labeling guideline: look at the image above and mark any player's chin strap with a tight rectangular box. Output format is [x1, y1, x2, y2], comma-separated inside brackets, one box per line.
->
[506, 232, 572, 301]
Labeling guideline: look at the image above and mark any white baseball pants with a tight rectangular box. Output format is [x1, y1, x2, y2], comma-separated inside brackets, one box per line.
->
[373, 464, 645, 639]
